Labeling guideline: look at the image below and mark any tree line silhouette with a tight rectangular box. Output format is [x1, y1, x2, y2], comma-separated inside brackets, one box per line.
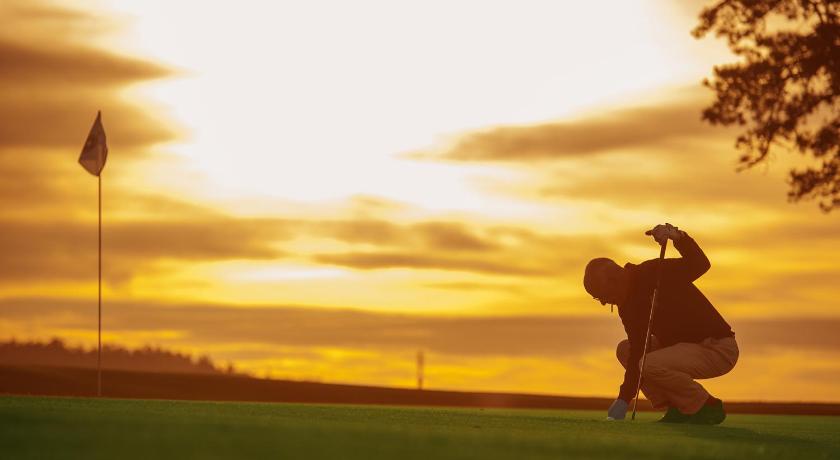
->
[0, 338, 242, 375]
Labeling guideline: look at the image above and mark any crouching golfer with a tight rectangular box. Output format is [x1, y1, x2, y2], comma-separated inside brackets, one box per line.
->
[583, 223, 738, 424]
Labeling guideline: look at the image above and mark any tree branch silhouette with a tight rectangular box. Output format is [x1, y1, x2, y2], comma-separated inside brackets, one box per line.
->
[693, 0, 839, 211]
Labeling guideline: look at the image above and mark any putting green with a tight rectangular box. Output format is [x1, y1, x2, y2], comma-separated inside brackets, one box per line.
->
[1, 396, 838, 459]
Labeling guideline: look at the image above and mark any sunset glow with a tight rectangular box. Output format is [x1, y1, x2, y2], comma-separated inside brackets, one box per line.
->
[2, 0, 838, 402]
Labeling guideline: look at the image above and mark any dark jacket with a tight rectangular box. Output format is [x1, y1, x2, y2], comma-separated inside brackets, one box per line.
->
[616, 233, 733, 402]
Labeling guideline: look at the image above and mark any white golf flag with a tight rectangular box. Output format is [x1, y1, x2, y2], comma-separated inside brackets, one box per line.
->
[78, 111, 108, 176]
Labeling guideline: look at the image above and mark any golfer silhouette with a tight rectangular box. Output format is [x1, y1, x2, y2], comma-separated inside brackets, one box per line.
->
[583, 223, 738, 424]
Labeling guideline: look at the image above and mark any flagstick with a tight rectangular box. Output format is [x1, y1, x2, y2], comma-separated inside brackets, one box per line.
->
[97, 173, 102, 397]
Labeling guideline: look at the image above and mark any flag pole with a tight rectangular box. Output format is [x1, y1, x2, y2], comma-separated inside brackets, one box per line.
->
[78, 110, 107, 397]
[97, 173, 102, 397]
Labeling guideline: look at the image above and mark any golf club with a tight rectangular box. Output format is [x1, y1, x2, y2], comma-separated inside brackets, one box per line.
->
[631, 239, 668, 420]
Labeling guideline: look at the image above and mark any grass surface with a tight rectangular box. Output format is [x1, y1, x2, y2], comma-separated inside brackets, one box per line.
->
[1, 396, 838, 459]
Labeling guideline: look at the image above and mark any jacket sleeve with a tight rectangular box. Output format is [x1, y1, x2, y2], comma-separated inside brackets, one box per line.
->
[664, 233, 711, 283]
[618, 310, 646, 403]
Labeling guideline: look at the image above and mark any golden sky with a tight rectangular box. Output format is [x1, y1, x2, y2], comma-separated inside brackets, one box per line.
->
[1, 0, 839, 402]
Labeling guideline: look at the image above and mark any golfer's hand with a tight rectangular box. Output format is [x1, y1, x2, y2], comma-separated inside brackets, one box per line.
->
[606, 398, 628, 420]
[645, 223, 682, 245]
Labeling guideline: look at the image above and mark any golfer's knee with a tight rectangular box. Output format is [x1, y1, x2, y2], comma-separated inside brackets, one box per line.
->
[639, 357, 667, 378]
[616, 340, 630, 368]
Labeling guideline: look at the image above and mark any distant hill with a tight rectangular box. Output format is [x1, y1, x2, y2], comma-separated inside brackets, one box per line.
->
[0, 339, 240, 375]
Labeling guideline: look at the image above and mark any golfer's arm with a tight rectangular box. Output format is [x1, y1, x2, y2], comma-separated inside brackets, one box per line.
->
[670, 233, 711, 282]
[619, 362, 639, 403]
[618, 325, 645, 403]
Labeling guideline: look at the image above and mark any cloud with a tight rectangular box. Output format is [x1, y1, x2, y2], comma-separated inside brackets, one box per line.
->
[731, 318, 840, 351]
[1, 1, 111, 42]
[0, 0, 176, 151]
[423, 281, 524, 294]
[311, 220, 498, 252]
[0, 0, 183, 275]
[0, 92, 176, 150]
[0, 40, 167, 87]
[2, 298, 838, 358]
[0, 298, 630, 357]
[305, 219, 564, 276]
[536, 157, 785, 209]
[0, 0, 605, 285]
[0, 1, 250, 286]
[409, 222, 498, 251]
[0, 217, 292, 283]
[0, 152, 617, 286]
[0, 154, 66, 211]
[307, 222, 613, 277]
[416, 92, 734, 163]
[273, 218, 610, 278]
[0, 203, 612, 284]
[313, 251, 552, 277]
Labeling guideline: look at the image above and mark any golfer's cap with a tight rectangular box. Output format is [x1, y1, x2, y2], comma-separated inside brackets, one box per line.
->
[583, 257, 613, 300]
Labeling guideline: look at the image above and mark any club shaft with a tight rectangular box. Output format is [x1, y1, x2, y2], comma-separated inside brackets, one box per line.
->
[97, 174, 102, 398]
[631, 240, 667, 420]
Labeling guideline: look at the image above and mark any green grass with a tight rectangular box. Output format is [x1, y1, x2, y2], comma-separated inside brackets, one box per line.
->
[1, 396, 838, 459]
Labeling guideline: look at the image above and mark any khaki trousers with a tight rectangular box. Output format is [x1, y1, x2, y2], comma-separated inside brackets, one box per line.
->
[616, 335, 739, 414]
